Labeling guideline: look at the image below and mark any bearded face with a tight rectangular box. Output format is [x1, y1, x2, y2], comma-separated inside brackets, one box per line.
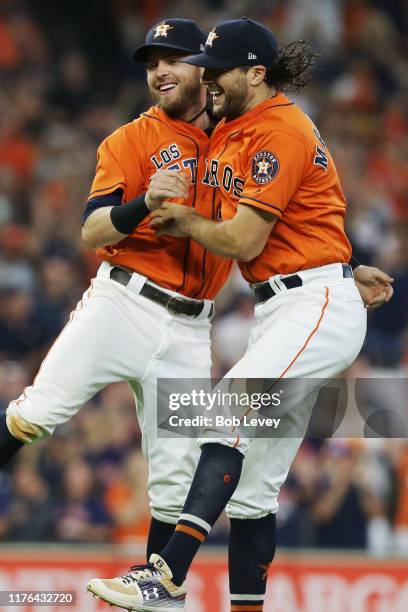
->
[147, 51, 204, 119]
[204, 67, 250, 121]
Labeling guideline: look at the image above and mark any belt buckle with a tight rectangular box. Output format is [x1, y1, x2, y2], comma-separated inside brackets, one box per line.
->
[165, 295, 180, 315]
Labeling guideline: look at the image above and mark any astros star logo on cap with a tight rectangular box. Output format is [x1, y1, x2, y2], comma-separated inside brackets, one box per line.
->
[206, 30, 219, 47]
[154, 23, 174, 38]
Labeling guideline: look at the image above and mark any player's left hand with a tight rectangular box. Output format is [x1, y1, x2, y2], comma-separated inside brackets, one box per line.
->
[353, 265, 394, 310]
[150, 202, 195, 237]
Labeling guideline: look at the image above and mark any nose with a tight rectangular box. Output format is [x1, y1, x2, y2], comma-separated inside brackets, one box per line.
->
[156, 59, 170, 78]
[201, 68, 213, 84]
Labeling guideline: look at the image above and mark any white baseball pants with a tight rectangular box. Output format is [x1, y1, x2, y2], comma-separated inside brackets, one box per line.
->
[6, 262, 211, 523]
[202, 263, 367, 519]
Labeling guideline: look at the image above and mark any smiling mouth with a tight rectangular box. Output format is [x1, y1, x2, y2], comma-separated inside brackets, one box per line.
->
[158, 83, 178, 93]
[209, 86, 224, 101]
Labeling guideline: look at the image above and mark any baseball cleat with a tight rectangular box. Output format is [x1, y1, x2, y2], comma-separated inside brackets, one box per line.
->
[87, 554, 186, 611]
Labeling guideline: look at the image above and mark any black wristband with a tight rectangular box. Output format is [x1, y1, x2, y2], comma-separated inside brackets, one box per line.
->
[350, 255, 361, 270]
[110, 193, 150, 234]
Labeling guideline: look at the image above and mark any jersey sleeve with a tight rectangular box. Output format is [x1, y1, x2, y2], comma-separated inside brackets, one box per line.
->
[239, 130, 307, 218]
[88, 126, 144, 202]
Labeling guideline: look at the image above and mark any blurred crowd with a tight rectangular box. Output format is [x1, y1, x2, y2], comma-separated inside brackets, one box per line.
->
[0, 0, 407, 554]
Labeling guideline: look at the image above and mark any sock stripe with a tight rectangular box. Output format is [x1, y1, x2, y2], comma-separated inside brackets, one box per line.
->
[231, 606, 263, 611]
[175, 524, 206, 542]
[178, 519, 208, 538]
[179, 513, 211, 533]
[231, 595, 265, 601]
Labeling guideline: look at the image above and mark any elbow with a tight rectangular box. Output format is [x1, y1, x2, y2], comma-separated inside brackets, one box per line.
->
[234, 241, 264, 263]
[224, 230, 266, 262]
[82, 225, 100, 250]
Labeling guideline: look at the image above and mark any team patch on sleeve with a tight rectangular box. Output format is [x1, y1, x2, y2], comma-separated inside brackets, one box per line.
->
[251, 150, 279, 184]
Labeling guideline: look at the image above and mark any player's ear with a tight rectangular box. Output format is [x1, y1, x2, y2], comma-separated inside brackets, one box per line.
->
[248, 65, 266, 86]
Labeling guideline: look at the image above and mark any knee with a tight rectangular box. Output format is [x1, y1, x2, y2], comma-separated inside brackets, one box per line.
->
[6, 405, 50, 444]
[151, 508, 180, 525]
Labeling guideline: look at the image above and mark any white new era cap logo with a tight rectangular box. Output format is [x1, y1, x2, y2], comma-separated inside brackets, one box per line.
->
[248, 52, 257, 59]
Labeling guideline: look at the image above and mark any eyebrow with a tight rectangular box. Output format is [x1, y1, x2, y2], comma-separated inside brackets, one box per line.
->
[147, 53, 186, 64]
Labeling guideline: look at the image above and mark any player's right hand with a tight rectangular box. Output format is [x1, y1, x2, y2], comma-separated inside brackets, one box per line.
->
[145, 169, 189, 211]
[353, 265, 394, 310]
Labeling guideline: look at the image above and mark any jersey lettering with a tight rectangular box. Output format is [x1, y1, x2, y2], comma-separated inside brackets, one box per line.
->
[314, 145, 328, 171]
[222, 165, 233, 191]
[233, 177, 245, 197]
[210, 160, 220, 187]
[202, 159, 212, 185]
[312, 127, 329, 170]
[204, 158, 244, 196]
[151, 155, 163, 170]
[151, 144, 182, 170]
[313, 127, 326, 149]
[169, 144, 181, 160]
[161, 149, 171, 164]
[183, 158, 198, 184]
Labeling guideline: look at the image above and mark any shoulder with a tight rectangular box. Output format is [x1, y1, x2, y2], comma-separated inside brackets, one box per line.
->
[97, 112, 159, 159]
[256, 102, 313, 147]
[102, 118, 143, 147]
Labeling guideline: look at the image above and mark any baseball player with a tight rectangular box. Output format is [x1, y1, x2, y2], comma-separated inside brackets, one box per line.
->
[0, 17, 233, 564]
[87, 18, 390, 612]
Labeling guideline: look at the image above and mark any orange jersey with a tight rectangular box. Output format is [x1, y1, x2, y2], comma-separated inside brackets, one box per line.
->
[88, 106, 231, 299]
[207, 93, 351, 282]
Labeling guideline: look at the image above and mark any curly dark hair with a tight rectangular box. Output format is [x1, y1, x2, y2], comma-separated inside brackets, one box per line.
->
[264, 40, 318, 92]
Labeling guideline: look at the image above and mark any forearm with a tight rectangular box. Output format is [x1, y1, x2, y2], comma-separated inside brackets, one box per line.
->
[82, 194, 150, 250]
[181, 214, 251, 261]
[82, 207, 127, 249]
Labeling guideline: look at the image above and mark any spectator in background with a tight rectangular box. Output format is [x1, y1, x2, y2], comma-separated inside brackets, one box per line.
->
[3, 459, 55, 541]
[0, 287, 56, 371]
[36, 250, 83, 331]
[104, 449, 151, 545]
[212, 292, 255, 374]
[54, 458, 111, 543]
[0, 361, 30, 413]
[311, 440, 387, 550]
[0, 225, 35, 292]
[276, 441, 321, 548]
[364, 226, 408, 367]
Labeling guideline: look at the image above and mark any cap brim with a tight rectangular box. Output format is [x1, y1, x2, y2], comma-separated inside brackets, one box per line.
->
[182, 53, 238, 69]
[132, 43, 199, 63]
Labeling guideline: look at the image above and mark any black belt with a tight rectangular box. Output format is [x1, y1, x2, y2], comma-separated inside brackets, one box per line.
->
[252, 263, 353, 304]
[109, 267, 213, 318]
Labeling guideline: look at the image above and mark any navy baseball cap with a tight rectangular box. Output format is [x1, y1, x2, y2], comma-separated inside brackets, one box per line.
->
[183, 17, 279, 70]
[132, 18, 206, 62]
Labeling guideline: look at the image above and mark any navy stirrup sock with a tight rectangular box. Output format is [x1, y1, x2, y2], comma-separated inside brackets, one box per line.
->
[0, 414, 23, 468]
[160, 443, 244, 585]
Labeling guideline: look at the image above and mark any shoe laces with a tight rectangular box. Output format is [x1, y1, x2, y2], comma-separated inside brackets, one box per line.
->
[121, 563, 161, 585]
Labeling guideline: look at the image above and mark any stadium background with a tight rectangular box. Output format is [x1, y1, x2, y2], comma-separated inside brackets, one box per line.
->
[0, 0, 407, 610]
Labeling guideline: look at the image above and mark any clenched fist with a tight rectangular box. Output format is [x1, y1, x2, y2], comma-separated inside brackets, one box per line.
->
[145, 169, 189, 211]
